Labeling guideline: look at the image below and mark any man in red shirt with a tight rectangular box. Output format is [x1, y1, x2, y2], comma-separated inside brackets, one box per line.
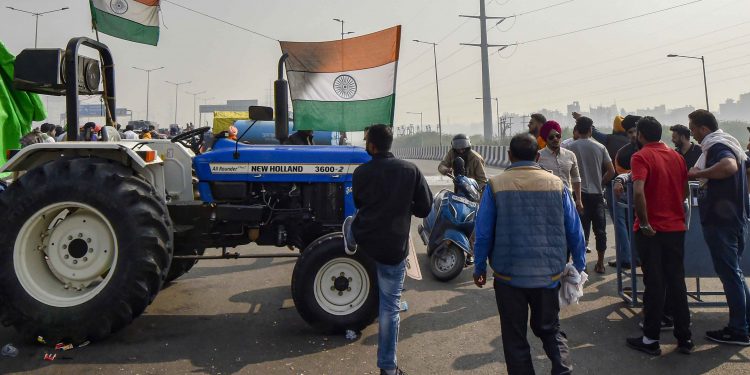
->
[625, 116, 694, 356]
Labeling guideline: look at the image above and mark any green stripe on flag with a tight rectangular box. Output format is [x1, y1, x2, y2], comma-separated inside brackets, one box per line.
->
[91, 7, 159, 46]
[293, 95, 395, 132]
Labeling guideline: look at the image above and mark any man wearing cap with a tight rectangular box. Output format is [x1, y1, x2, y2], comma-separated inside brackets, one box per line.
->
[438, 134, 488, 191]
[537, 120, 583, 213]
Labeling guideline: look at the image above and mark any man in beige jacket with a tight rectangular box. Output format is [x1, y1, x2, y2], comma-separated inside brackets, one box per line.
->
[438, 134, 488, 191]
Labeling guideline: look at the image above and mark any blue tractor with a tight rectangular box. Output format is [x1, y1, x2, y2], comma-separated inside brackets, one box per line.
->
[0, 37, 379, 344]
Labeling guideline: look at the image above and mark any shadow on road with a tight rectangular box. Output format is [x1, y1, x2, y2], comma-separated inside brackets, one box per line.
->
[0, 285, 349, 374]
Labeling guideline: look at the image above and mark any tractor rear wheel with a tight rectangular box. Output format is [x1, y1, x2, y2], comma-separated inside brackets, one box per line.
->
[0, 158, 172, 344]
[291, 233, 378, 333]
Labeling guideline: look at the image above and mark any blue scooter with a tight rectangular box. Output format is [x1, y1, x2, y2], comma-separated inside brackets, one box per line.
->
[417, 157, 480, 281]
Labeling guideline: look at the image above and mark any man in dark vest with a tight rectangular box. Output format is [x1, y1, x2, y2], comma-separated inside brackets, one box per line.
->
[473, 133, 586, 374]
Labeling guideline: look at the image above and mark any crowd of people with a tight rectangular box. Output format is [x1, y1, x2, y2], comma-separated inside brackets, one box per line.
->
[351, 110, 749, 375]
[17, 122, 166, 147]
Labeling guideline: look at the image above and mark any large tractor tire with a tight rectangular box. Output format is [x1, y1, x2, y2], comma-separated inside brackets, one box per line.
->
[292, 233, 378, 333]
[165, 247, 206, 283]
[0, 158, 172, 344]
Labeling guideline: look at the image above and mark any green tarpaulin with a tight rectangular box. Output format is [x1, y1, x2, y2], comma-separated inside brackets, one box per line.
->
[0, 40, 47, 171]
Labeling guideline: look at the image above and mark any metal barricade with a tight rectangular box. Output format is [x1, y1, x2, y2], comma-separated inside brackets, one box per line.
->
[614, 181, 750, 307]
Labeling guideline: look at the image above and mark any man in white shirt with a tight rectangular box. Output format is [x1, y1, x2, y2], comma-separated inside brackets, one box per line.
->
[122, 124, 139, 140]
[537, 120, 583, 212]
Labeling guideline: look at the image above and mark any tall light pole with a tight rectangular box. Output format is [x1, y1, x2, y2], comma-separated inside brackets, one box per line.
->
[186, 90, 207, 127]
[132, 66, 164, 122]
[332, 18, 355, 40]
[476, 97, 499, 140]
[414, 39, 443, 146]
[165, 80, 191, 126]
[667, 54, 710, 111]
[6, 6, 69, 48]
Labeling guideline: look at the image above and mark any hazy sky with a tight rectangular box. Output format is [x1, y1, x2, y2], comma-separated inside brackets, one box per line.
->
[1, 0, 749, 134]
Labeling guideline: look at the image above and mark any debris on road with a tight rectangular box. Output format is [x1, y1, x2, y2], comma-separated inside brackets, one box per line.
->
[43, 353, 57, 361]
[2, 343, 19, 357]
[345, 330, 358, 340]
[400, 300, 409, 312]
[36, 336, 46, 345]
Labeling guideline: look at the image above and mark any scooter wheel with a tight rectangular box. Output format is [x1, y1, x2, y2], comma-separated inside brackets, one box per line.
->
[429, 244, 466, 282]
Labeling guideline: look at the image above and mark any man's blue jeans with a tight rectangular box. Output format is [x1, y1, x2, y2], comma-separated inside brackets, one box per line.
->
[614, 200, 636, 265]
[702, 224, 750, 336]
[376, 260, 406, 370]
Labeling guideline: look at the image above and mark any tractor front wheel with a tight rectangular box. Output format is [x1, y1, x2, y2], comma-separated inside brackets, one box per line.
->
[291, 233, 378, 333]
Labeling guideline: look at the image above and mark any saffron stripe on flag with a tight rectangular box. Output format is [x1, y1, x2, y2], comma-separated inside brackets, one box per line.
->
[90, 6, 159, 45]
[292, 95, 395, 132]
[280, 26, 401, 73]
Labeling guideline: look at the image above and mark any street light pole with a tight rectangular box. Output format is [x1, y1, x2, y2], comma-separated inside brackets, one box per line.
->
[6, 6, 69, 48]
[165, 80, 191, 126]
[186, 90, 207, 127]
[333, 18, 354, 40]
[667, 54, 710, 111]
[132, 66, 164, 122]
[414, 40, 443, 147]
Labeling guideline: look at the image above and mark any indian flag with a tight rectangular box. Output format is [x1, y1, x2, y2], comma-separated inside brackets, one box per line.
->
[89, 0, 160, 46]
[280, 26, 401, 132]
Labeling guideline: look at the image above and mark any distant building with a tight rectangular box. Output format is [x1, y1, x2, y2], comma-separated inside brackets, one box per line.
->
[719, 92, 750, 122]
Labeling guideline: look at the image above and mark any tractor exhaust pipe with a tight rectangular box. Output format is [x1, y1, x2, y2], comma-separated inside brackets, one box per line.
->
[275, 53, 289, 143]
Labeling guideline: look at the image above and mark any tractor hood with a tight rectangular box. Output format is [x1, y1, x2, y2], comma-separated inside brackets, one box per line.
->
[193, 138, 371, 183]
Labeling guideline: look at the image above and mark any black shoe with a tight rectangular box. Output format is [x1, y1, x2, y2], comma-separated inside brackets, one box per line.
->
[706, 327, 750, 346]
[380, 369, 407, 375]
[677, 339, 695, 354]
[608, 260, 631, 269]
[626, 336, 661, 356]
[639, 317, 674, 331]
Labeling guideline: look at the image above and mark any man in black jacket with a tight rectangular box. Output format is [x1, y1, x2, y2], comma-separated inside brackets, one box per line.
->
[351, 124, 432, 375]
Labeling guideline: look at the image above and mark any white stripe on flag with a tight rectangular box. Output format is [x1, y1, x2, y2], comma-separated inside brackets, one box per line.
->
[288, 62, 396, 102]
[91, 0, 159, 27]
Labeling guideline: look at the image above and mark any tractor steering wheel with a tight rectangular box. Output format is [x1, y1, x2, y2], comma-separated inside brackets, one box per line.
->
[171, 126, 211, 154]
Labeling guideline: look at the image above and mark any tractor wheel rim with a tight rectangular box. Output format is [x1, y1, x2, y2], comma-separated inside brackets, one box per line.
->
[14, 202, 118, 307]
[313, 257, 369, 316]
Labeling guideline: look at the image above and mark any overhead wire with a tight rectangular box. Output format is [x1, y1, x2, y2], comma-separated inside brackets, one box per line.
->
[161, 0, 279, 42]
[399, 0, 575, 88]
[516, 0, 704, 45]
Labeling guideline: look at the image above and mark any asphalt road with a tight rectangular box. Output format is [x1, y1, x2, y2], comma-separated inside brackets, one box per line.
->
[1, 159, 749, 374]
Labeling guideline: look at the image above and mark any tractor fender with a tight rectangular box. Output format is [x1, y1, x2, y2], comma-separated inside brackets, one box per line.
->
[1, 142, 168, 200]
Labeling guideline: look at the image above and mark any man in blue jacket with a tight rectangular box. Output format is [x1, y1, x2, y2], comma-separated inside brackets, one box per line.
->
[474, 133, 587, 375]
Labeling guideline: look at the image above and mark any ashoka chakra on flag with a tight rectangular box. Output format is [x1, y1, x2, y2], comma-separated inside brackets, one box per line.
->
[89, 0, 160, 46]
[280, 26, 401, 132]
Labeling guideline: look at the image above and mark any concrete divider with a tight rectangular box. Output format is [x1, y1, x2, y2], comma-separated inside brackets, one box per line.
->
[393, 146, 510, 168]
